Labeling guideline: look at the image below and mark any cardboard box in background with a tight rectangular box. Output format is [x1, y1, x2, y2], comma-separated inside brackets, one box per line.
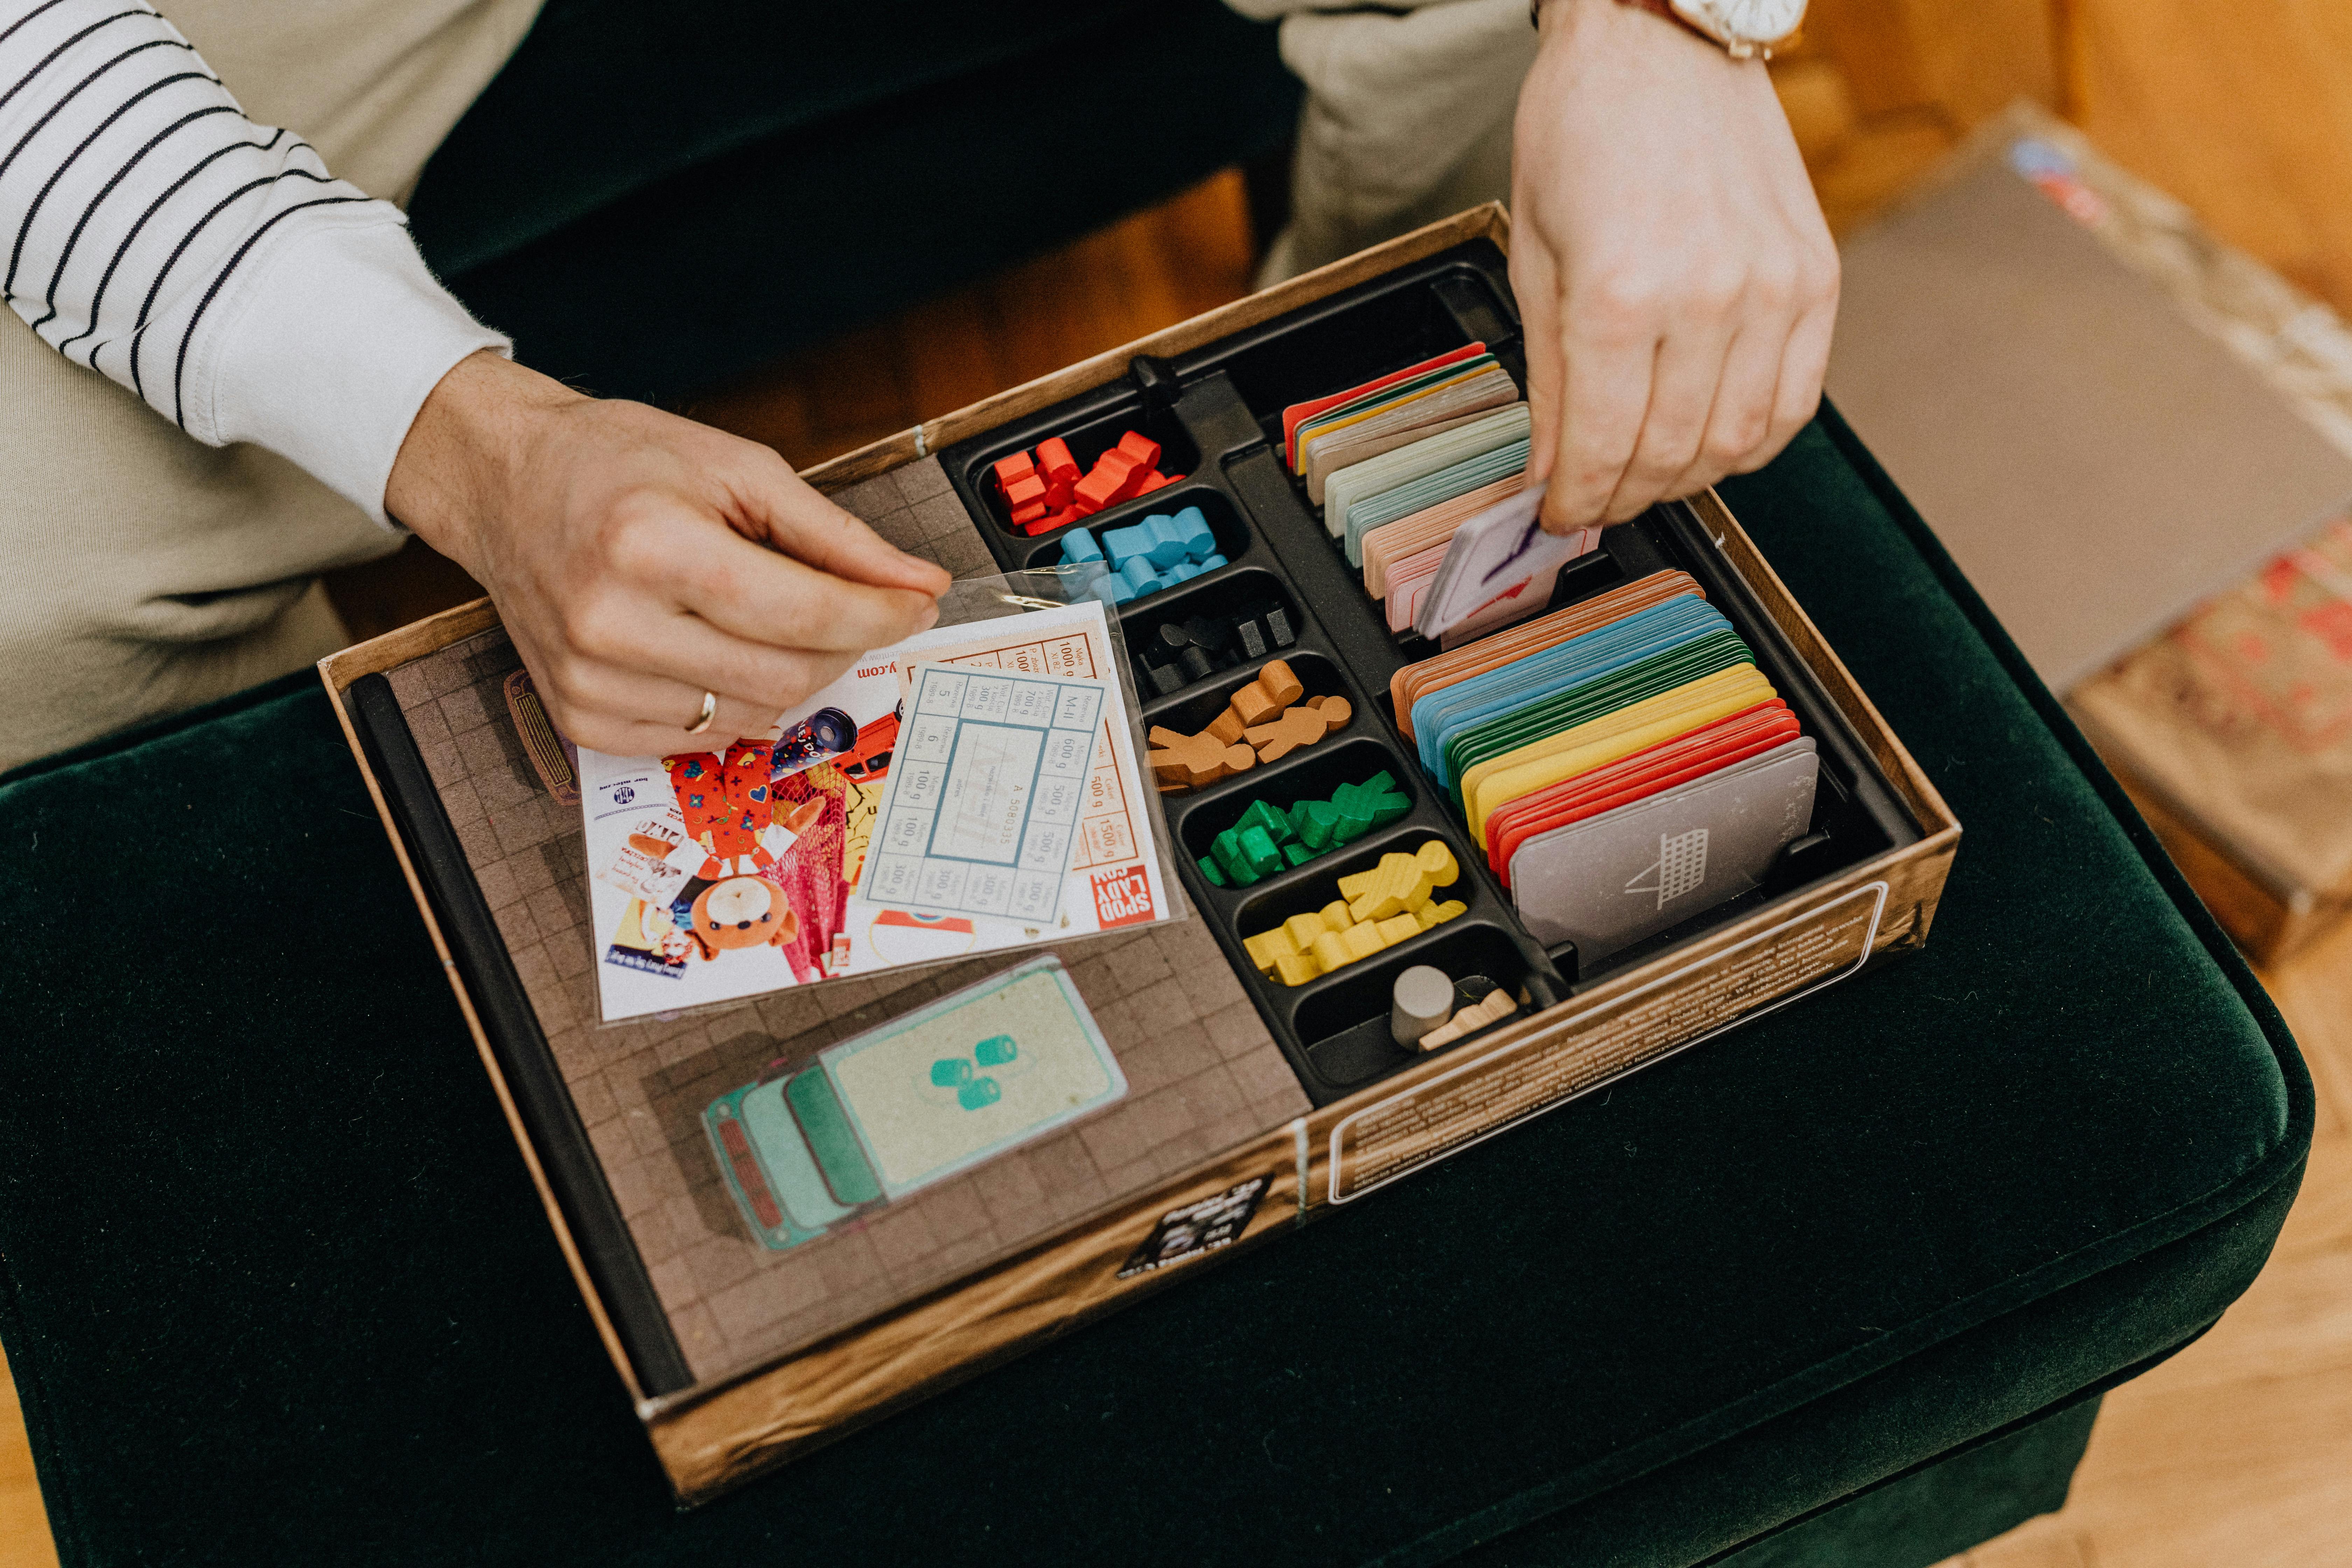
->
[1828, 105, 2352, 961]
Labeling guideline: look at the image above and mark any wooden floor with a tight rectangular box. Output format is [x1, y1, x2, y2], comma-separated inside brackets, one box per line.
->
[17, 5, 2352, 1561]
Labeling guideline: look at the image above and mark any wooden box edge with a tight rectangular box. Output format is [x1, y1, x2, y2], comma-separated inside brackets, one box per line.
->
[317, 199, 1965, 1503]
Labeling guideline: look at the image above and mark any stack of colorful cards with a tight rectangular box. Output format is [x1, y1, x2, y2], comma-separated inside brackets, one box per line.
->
[1284, 343, 1521, 503]
[1328, 403, 1531, 562]
[1410, 485, 1602, 645]
[1394, 570, 1819, 964]
[1364, 474, 1525, 627]
[1286, 344, 1598, 646]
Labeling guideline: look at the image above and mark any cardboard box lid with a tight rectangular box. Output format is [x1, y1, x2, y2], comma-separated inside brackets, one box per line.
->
[1826, 127, 2352, 692]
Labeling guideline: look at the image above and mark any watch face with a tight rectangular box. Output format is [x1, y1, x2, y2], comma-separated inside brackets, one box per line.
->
[1695, 0, 1806, 42]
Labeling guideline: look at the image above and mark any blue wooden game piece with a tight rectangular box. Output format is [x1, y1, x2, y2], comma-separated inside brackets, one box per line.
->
[1143, 514, 1190, 569]
[1197, 553, 1227, 573]
[1119, 556, 1162, 597]
[1171, 505, 1213, 561]
[1101, 522, 1150, 567]
[1060, 527, 1103, 564]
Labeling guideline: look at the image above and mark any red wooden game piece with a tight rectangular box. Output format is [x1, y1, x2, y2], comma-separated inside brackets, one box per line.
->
[1116, 430, 1161, 470]
[1107, 465, 1151, 505]
[1037, 437, 1079, 486]
[1010, 499, 1048, 527]
[1005, 472, 1047, 509]
[1073, 453, 1135, 513]
[992, 451, 1035, 492]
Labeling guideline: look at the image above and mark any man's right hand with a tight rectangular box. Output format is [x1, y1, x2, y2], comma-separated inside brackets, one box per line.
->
[385, 351, 950, 756]
[1512, 0, 1838, 536]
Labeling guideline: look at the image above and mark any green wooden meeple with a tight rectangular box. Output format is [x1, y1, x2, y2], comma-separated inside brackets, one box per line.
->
[1196, 771, 1414, 888]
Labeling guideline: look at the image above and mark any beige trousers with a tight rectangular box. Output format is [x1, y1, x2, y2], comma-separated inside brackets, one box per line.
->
[1232, 0, 1538, 285]
[0, 0, 540, 772]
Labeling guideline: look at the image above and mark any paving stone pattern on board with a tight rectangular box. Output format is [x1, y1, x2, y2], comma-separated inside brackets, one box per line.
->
[382, 456, 1306, 1386]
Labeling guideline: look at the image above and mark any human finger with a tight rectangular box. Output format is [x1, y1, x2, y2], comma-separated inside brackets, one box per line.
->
[1549, 300, 1658, 530]
[505, 624, 785, 756]
[540, 649, 797, 741]
[1734, 291, 1835, 476]
[1669, 313, 1787, 497]
[1602, 301, 1738, 523]
[1512, 237, 1568, 504]
[562, 600, 865, 719]
[636, 520, 941, 656]
[723, 449, 952, 596]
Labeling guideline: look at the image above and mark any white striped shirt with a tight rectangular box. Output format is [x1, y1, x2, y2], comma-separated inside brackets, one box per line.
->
[1, 0, 507, 524]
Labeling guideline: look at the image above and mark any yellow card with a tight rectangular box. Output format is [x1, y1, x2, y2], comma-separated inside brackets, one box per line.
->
[1463, 666, 1778, 847]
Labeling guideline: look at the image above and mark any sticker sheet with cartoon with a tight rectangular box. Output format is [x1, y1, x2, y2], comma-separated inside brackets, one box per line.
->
[579, 597, 1173, 1023]
[583, 676, 890, 1011]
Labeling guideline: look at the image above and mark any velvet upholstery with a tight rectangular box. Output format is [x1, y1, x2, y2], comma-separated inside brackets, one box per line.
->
[405, 0, 1302, 405]
[0, 406, 2307, 1564]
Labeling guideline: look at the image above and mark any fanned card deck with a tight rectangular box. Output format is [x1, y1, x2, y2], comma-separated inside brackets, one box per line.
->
[1285, 360, 1596, 645]
[1412, 484, 1602, 644]
[1328, 403, 1530, 559]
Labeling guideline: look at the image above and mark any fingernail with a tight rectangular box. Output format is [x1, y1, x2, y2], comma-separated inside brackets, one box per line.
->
[918, 602, 940, 631]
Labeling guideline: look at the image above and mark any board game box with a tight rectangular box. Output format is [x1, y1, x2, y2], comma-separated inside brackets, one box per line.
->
[322, 205, 1960, 1503]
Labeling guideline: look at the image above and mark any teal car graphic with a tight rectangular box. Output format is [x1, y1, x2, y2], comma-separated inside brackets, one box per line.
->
[704, 957, 1122, 1251]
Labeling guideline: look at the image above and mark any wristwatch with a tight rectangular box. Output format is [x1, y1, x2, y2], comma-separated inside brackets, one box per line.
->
[1536, 0, 1808, 61]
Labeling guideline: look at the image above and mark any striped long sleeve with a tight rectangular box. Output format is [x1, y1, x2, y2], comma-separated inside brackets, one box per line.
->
[0, 0, 509, 525]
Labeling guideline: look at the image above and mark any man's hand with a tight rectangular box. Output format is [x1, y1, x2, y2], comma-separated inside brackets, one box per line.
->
[385, 352, 950, 755]
[1512, 0, 1837, 534]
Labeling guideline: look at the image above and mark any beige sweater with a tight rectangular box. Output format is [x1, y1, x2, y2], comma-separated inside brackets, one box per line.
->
[1228, 0, 1533, 285]
[0, 0, 539, 771]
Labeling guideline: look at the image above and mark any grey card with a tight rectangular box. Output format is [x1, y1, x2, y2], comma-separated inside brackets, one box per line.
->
[1509, 740, 1819, 962]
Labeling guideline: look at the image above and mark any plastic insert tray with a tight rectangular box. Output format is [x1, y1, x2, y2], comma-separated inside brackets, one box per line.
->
[942, 239, 1918, 1106]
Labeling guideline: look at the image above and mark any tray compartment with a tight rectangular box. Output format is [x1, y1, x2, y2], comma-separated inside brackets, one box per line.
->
[937, 235, 1921, 1104]
[1294, 921, 1544, 1095]
[958, 396, 1200, 540]
[1173, 733, 1410, 861]
[1015, 483, 1254, 571]
[1116, 566, 1304, 698]
[1191, 261, 1522, 446]
[1187, 739, 1562, 1105]
[1226, 821, 1462, 932]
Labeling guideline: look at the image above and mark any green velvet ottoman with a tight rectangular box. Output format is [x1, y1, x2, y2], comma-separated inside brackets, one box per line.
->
[0, 410, 2307, 1566]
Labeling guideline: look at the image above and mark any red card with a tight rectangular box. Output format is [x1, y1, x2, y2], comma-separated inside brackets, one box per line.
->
[1487, 702, 1802, 883]
[1281, 342, 1486, 469]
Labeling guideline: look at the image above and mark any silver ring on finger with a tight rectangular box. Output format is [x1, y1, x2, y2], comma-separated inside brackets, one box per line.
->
[685, 689, 718, 735]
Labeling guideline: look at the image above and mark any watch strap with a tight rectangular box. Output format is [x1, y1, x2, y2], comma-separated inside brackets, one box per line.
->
[1614, 0, 1725, 49]
[1530, 0, 1729, 51]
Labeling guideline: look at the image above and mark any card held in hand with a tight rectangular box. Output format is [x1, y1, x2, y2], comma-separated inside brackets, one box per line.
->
[1416, 483, 1600, 642]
